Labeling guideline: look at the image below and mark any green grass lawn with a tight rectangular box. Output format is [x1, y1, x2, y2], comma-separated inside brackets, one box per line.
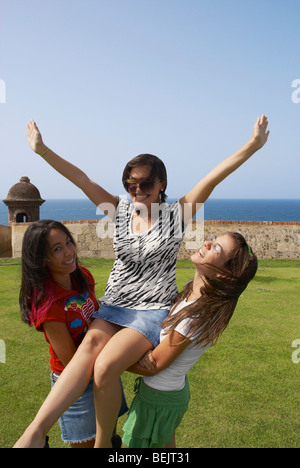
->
[0, 258, 299, 448]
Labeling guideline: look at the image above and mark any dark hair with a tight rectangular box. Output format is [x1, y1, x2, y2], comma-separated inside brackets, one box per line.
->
[122, 154, 168, 203]
[19, 220, 91, 326]
[162, 232, 258, 347]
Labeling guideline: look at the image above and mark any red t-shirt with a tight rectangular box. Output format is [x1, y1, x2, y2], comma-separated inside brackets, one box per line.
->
[33, 267, 99, 374]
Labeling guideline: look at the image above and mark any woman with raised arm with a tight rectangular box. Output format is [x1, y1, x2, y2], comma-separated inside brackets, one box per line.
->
[14, 116, 269, 448]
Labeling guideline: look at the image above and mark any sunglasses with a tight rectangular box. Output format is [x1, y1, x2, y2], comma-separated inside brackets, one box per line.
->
[126, 179, 161, 194]
[207, 235, 222, 254]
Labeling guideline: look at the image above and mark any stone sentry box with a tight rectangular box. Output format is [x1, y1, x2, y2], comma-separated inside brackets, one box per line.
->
[3, 176, 45, 225]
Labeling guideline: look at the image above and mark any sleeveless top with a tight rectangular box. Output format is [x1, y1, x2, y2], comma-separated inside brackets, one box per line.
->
[99, 198, 186, 310]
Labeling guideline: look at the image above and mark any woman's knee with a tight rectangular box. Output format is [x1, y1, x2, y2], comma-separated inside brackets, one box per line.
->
[93, 327, 151, 387]
[93, 357, 117, 388]
[77, 327, 109, 358]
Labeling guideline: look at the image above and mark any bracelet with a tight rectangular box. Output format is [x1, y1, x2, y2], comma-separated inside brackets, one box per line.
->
[40, 147, 49, 157]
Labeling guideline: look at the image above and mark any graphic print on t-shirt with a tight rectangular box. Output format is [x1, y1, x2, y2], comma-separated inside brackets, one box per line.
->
[65, 292, 96, 323]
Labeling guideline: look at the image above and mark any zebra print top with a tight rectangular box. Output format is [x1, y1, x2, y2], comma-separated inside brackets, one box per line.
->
[99, 198, 186, 310]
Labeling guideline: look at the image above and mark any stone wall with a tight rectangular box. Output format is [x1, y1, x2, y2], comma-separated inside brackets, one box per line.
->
[11, 223, 28, 258]
[63, 220, 115, 259]
[9, 219, 300, 260]
[0, 225, 12, 258]
[180, 220, 300, 260]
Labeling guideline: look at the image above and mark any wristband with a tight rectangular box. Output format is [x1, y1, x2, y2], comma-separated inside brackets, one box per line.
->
[40, 147, 49, 157]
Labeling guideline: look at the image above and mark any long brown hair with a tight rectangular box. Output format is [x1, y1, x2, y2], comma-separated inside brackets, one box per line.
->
[162, 232, 258, 347]
[20, 220, 92, 326]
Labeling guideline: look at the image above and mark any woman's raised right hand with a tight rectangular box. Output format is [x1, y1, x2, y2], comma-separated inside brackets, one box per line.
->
[26, 119, 47, 155]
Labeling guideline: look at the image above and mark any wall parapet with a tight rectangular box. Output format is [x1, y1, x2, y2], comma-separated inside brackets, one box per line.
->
[184, 220, 300, 260]
[9, 219, 300, 260]
[0, 225, 12, 257]
[204, 220, 300, 226]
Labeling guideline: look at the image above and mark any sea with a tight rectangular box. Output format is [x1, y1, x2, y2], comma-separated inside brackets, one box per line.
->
[0, 198, 300, 226]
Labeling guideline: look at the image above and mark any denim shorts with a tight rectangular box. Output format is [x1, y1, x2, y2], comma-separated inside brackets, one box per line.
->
[51, 372, 128, 443]
[93, 304, 169, 347]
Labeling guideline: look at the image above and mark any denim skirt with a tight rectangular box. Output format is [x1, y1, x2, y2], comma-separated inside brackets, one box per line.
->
[93, 304, 169, 347]
[51, 372, 128, 444]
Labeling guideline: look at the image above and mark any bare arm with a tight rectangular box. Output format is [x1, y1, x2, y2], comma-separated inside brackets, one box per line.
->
[127, 331, 191, 376]
[179, 114, 270, 220]
[25, 120, 118, 211]
[42, 322, 77, 368]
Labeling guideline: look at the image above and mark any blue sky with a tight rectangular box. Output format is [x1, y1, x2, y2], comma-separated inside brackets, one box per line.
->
[1, 0, 300, 200]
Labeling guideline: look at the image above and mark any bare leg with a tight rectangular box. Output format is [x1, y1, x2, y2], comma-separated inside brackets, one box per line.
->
[93, 328, 153, 448]
[14, 319, 119, 448]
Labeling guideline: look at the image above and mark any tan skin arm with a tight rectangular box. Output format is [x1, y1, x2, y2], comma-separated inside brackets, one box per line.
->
[25, 120, 118, 212]
[26, 116, 269, 220]
[42, 322, 77, 367]
[128, 330, 191, 376]
[179, 115, 270, 220]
